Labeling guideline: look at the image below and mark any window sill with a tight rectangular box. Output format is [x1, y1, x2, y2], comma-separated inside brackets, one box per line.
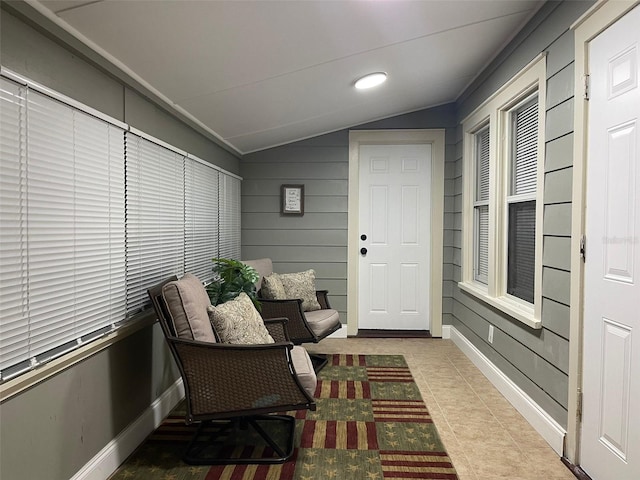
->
[0, 310, 157, 403]
[458, 281, 542, 329]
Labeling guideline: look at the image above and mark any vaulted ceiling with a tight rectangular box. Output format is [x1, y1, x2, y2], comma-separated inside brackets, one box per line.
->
[35, 0, 543, 154]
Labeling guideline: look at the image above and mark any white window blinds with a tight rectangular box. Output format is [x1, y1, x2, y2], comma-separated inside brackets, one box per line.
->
[474, 126, 490, 284]
[0, 79, 28, 373]
[185, 157, 219, 282]
[511, 98, 538, 196]
[218, 173, 241, 260]
[0, 81, 126, 378]
[124, 132, 185, 315]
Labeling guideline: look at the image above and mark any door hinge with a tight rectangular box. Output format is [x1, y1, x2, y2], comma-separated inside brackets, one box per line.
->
[580, 235, 586, 262]
[584, 74, 590, 101]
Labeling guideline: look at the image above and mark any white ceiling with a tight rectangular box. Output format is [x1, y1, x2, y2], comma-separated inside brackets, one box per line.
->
[37, 0, 543, 154]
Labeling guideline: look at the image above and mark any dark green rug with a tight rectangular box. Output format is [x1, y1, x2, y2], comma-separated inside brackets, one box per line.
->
[109, 354, 458, 479]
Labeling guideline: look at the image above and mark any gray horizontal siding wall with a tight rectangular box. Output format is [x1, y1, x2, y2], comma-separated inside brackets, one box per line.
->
[242, 104, 457, 326]
[0, 6, 241, 480]
[451, 0, 594, 427]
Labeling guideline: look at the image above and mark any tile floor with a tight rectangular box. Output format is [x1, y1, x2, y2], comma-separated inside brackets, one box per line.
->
[306, 338, 576, 480]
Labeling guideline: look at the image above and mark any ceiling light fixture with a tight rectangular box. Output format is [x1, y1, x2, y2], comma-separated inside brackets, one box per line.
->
[354, 72, 387, 90]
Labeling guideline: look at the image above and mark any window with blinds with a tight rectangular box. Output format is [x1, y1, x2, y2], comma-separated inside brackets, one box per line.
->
[0, 73, 241, 382]
[1, 79, 126, 379]
[218, 173, 242, 260]
[124, 132, 185, 316]
[474, 125, 490, 284]
[0, 79, 28, 375]
[185, 156, 219, 282]
[507, 97, 538, 303]
[459, 55, 544, 328]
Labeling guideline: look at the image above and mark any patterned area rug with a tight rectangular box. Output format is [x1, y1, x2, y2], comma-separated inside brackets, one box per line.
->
[109, 354, 458, 479]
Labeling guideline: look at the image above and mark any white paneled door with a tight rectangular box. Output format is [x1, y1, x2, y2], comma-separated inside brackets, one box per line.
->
[581, 5, 640, 480]
[358, 144, 431, 330]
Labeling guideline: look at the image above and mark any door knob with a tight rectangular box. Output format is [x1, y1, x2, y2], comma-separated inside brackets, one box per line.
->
[360, 247, 368, 255]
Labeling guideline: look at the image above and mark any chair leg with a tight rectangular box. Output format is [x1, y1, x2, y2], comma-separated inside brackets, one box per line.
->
[183, 415, 296, 465]
[309, 353, 328, 372]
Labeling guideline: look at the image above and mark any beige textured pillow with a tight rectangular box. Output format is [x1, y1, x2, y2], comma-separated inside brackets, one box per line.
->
[207, 292, 275, 344]
[261, 273, 287, 300]
[279, 269, 321, 312]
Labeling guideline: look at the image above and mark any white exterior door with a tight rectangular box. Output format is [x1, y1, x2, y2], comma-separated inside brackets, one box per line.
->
[581, 5, 640, 480]
[358, 144, 431, 330]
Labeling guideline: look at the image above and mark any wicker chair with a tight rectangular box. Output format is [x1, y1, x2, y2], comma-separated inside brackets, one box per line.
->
[242, 259, 342, 371]
[148, 274, 316, 465]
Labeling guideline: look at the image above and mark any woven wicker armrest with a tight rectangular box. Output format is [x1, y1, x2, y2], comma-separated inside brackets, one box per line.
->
[169, 337, 314, 422]
[263, 317, 290, 343]
[259, 298, 316, 343]
[315, 290, 331, 309]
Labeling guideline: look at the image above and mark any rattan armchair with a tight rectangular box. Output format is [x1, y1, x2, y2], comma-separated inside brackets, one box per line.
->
[242, 259, 342, 370]
[148, 275, 316, 465]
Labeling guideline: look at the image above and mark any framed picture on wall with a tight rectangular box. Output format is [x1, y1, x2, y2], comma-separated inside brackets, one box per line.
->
[281, 184, 304, 215]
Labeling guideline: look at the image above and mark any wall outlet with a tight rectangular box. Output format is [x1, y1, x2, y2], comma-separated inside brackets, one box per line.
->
[488, 325, 494, 344]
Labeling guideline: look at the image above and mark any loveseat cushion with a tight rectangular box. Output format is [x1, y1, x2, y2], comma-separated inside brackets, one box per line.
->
[304, 308, 341, 338]
[162, 273, 216, 342]
[290, 345, 317, 397]
[207, 292, 274, 344]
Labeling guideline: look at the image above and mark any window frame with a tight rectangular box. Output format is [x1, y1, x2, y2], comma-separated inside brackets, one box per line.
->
[460, 54, 546, 329]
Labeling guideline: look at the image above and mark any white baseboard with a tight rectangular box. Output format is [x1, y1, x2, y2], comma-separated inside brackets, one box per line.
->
[71, 378, 185, 480]
[328, 326, 348, 338]
[450, 326, 566, 456]
[441, 324, 452, 339]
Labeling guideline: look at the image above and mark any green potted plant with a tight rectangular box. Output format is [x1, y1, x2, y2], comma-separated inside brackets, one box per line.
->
[206, 258, 261, 309]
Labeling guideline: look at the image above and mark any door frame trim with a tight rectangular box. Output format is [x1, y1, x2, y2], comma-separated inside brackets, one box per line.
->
[347, 129, 445, 337]
[568, 0, 639, 465]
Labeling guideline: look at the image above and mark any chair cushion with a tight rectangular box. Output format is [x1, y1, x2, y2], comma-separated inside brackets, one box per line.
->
[278, 270, 322, 312]
[162, 273, 216, 342]
[304, 308, 341, 338]
[290, 346, 317, 397]
[207, 292, 275, 344]
[261, 273, 287, 300]
[242, 258, 273, 292]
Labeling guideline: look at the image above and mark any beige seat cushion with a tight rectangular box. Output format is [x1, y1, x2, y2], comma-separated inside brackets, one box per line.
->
[290, 346, 317, 397]
[162, 273, 216, 342]
[304, 308, 341, 338]
[207, 292, 274, 344]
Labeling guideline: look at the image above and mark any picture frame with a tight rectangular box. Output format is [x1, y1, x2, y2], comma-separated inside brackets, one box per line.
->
[281, 184, 304, 215]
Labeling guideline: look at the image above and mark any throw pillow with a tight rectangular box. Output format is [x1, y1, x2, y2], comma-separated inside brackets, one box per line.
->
[279, 269, 321, 312]
[261, 272, 287, 300]
[207, 292, 275, 344]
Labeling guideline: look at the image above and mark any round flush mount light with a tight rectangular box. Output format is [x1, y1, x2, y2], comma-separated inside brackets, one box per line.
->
[354, 72, 387, 90]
